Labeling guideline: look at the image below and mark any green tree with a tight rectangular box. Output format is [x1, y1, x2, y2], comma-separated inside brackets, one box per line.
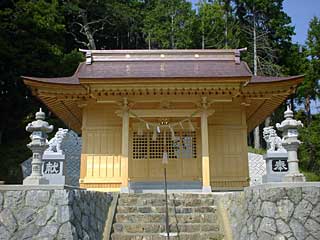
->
[299, 114, 320, 175]
[307, 17, 320, 60]
[143, 0, 196, 49]
[0, 0, 65, 143]
[235, 0, 294, 76]
[234, 0, 294, 149]
[197, 0, 240, 49]
[63, 0, 113, 50]
[296, 17, 320, 124]
[0, 0, 82, 182]
[64, 0, 146, 50]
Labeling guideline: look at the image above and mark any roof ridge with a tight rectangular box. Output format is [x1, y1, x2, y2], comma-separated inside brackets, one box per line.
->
[81, 48, 248, 65]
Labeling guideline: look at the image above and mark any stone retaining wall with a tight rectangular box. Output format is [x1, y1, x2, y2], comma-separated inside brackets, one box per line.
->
[219, 183, 320, 240]
[0, 187, 112, 240]
[0, 184, 319, 240]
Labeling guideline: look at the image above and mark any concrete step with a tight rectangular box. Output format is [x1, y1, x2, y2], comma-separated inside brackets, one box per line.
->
[128, 181, 202, 193]
[117, 205, 217, 214]
[113, 223, 221, 234]
[118, 197, 216, 207]
[111, 231, 224, 240]
[115, 213, 219, 224]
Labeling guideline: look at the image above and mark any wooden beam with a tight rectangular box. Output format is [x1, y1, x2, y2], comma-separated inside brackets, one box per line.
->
[116, 109, 215, 118]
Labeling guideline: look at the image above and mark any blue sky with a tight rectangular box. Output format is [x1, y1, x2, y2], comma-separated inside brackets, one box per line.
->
[283, 0, 320, 44]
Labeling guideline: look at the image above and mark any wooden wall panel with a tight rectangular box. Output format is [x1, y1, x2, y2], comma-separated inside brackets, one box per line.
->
[208, 106, 249, 189]
[85, 103, 121, 127]
[80, 103, 123, 190]
[208, 102, 244, 126]
[80, 102, 249, 191]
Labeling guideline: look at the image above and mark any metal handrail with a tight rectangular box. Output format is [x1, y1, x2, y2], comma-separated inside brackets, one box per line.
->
[164, 166, 170, 239]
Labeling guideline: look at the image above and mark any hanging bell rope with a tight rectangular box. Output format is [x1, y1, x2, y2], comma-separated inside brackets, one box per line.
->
[128, 109, 199, 134]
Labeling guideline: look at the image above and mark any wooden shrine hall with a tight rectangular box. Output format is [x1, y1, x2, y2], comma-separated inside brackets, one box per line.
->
[23, 49, 303, 192]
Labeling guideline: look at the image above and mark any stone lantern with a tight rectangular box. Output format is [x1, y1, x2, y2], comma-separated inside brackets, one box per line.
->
[23, 108, 53, 185]
[276, 105, 306, 182]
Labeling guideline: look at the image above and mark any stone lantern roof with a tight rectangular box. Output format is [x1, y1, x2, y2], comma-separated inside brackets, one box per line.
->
[276, 106, 304, 131]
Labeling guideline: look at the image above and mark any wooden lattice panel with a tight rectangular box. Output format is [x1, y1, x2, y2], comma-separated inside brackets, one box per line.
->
[132, 131, 197, 160]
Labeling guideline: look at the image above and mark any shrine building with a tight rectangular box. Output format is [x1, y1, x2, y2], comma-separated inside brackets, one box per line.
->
[22, 49, 303, 192]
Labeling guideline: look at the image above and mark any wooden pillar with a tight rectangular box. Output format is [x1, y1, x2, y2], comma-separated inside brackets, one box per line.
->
[121, 98, 129, 192]
[201, 97, 212, 192]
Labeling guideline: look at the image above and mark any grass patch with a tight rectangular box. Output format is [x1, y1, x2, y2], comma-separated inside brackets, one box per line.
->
[248, 146, 266, 155]
[301, 170, 320, 181]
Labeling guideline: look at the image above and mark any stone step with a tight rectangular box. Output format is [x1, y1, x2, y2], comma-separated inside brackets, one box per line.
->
[113, 223, 221, 234]
[120, 193, 215, 199]
[118, 197, 216, 207]
[117, 205, 217, 214]
[115, 213, 219, 224]
[111, 231, 224, 240]
[128, 181, 202, 193]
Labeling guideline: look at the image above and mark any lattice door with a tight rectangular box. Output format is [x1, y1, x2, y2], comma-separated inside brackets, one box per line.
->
[130, 129, 200, 180]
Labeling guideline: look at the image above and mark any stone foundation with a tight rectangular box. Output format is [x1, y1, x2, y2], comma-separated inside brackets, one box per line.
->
[218, 183, 320, 240]
[0, 186, 112, 240]
[0, 183, 319, 239]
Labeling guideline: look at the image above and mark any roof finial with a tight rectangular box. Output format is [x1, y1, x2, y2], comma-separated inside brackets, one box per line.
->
[284, 104, 293, 119]
[86, 51, 92, 65]
[35, 108, 45, 120]
[235, 48, 247, 64]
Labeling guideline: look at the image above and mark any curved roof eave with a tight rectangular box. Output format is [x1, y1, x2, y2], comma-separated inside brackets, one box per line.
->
[248, 75, 304, 84]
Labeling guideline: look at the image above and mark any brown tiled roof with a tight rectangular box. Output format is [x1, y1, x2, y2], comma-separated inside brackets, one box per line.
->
[250, 75, 304, 83]
[23, 75, 80, 85]
[77, 60, 252, 79]
[22, 59, 253, 83]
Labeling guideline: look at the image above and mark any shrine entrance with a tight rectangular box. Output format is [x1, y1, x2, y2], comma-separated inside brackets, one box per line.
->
[128, 119, 202, 183]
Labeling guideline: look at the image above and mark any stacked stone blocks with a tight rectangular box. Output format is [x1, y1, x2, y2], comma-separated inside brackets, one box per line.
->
[242, 185, 320, 240]
[219, 184, 320, 240]
[0, 188, 112, 240]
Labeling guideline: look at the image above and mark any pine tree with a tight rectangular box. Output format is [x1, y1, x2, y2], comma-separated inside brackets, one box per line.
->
[235, 0, 294, 149]
[197, 0, 240, 49]
[296, 17, 320, 125]
[143, 0, 196, 49]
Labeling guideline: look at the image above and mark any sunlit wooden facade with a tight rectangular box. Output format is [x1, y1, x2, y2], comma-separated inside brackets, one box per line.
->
[23, 49, 303, 192]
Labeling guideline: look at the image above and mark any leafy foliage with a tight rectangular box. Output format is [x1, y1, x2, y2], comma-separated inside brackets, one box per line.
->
[235, 0, 294, 76]
[143, 0, 196, 49]
[296, 17, 320, 123]
[197, 0, 240, 49]
[64, 0, 147, 50]
[298, 114, 320, 175]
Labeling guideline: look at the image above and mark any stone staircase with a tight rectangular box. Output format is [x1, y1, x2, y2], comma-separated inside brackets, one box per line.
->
[111, 193, 225, 240]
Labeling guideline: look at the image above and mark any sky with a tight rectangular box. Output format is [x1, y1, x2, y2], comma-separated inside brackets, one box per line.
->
[283, 0, 320, 44]
[283, 0, 320, 113]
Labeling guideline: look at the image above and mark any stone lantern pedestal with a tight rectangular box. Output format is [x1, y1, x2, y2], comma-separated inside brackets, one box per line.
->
[276, 106, 305, 182]
[262, 126, 288, 183]
[23, 108, 53, 185]
[262, 151, 288, 183]
[42, 128, 68, 185]
[281, 142, 306, 182]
